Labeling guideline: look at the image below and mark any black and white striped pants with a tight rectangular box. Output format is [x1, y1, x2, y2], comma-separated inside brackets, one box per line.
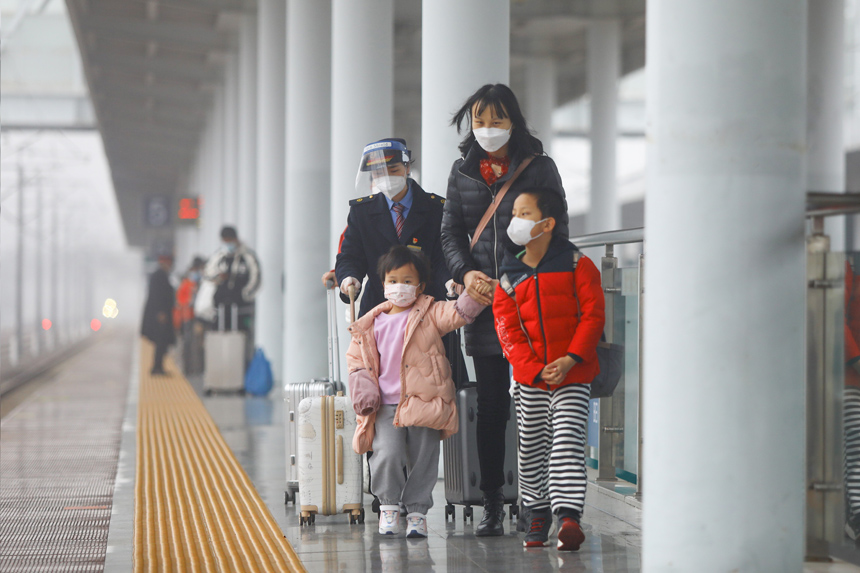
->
[514, 382, 590, 515]
[846, 386, 860, 519]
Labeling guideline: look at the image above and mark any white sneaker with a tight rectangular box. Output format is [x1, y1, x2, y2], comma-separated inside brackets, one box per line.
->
[405, 512, 428, 538]
[378, 505, 400, 535]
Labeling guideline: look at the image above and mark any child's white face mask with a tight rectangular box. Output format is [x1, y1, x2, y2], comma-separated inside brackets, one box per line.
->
[507, 216, 547, 246]
[384, 283, 417, 307]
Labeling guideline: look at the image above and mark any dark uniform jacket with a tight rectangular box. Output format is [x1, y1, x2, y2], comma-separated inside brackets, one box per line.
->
[336, 179, 450, 319]
[440, 142, 568, 357]
[141, 268, 176, 346]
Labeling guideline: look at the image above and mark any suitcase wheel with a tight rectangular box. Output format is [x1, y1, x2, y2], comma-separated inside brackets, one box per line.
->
[509, 503, 518, 520]
[300, 511, 316, 526]
[445, 504, 455, 521]
[359, 508, 366, 524]
[348, 509, 364, 525]
[284, 487, 296, 505]
[464, 506, 473, 523]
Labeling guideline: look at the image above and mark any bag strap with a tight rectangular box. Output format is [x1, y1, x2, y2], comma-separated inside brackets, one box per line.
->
[469, 156, 535, 251]
[572, 251, 583, 320]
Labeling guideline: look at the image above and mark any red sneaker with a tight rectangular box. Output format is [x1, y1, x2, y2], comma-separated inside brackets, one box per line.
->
[556, 517, 585, 551]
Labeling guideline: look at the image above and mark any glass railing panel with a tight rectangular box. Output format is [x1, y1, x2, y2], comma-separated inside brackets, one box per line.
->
[807, 247, 853, 560]
[620, 265, 641, 480]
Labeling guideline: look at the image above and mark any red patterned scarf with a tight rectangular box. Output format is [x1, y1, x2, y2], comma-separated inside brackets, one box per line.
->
[479, 155, 510, 186]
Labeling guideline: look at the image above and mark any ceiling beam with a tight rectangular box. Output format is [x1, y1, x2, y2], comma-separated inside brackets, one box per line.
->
[80, 14, 234, 52]
[89, 52, 221, 83]
[156, 0, 255, 14]
[101, 121, 201, 149]
[104, 134, 196, 160]
[99, 105, 207, 131]
[94, 81, 212, 107]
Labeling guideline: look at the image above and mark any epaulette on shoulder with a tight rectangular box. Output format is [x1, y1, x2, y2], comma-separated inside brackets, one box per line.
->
[427, 193, 446, 206]
[349, 194, 378, 206]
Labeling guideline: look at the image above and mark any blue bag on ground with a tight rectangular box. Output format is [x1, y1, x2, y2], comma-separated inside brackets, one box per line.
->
[244, 348, 274, 396]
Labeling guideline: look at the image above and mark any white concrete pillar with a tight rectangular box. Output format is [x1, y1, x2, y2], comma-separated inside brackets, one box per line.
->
[284, 0, 331, 383]
[222, 54, 240, 227]
[422, 0, 509, 197]
[643, 2, 806, 571]
[255, 0, 287, 376]
[205, 92, 225, 254]
[237, 14, 258, 244]
[330, 0, 393, 247]
[808, 0, 845, 248]
[331, 0, 394, 382]
[587, 20, 620, 234]
[524, 57, 556, 156]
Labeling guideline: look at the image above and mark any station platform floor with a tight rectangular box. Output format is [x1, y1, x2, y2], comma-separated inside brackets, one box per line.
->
[1, 328, 857, 572]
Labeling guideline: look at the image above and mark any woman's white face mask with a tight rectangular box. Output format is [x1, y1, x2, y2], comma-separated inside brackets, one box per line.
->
[507, 216, 548, 246]
[473, 126, 512, 153]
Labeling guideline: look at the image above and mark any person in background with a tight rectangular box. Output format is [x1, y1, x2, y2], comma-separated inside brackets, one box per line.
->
[204, 226, 261, 362]
[141, 254, 176, 376]
[176, 256, 206, 375]
[175, 256, 205, 329]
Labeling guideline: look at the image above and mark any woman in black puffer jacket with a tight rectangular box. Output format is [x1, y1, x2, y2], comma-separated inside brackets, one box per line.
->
[440, 83, 568, 537]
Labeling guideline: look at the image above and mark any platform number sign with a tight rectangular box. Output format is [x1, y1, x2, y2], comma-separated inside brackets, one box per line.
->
[145, 196, 170, 228]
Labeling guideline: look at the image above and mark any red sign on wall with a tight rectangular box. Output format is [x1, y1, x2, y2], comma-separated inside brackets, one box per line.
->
[178, 197, 200, 222]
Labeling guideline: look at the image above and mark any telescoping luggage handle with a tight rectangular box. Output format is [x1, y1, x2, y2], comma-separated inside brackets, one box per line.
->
[323, 280, 357, 384]
[217, 304, 239, 332]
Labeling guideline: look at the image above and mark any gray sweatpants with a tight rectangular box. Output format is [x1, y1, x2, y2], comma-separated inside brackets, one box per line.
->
[370, 405, 440, 515]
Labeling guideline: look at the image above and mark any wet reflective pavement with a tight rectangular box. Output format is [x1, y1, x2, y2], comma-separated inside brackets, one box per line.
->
[195, 386, 643, 572]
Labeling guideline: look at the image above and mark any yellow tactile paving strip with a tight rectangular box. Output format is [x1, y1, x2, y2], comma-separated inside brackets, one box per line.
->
[134, 340, 305, 572]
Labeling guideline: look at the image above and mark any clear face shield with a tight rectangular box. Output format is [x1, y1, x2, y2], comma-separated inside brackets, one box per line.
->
[355, 140, 410, 200]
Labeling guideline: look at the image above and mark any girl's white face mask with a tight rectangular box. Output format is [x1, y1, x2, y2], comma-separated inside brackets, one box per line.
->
[473, 126, 512, 153]
[384, 283, 418, 307]
[507, 216, 547, 246]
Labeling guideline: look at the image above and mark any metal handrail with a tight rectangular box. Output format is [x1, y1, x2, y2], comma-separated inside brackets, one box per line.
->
[570, 227, 643, 249]
[568, 192, 860, 249]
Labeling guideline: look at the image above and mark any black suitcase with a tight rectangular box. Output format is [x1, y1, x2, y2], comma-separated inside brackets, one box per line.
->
[442, 328, 519, 522]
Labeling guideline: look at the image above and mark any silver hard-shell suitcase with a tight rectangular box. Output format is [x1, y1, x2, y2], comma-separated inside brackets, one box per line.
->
[203, 305, 246, 394]
[296, 392, 364, 525]
[283, 284, 348, 503]
[284, 379, 344, 503]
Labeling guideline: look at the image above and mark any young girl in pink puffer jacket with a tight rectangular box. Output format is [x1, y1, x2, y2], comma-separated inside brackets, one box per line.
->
[346, 245, 486, 539]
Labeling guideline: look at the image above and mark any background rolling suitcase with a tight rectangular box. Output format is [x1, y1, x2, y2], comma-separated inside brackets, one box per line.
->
[284, 285, 348, 504]
[296, 392, 364, 525]
[203, 304, 246, 394]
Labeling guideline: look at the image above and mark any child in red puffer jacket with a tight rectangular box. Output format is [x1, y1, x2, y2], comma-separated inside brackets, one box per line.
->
[493, 187, 605, 552]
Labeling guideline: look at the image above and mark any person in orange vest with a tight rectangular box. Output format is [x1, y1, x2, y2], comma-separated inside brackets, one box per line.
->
[175, 257, 205, 329]
[175, 256, 206, 375]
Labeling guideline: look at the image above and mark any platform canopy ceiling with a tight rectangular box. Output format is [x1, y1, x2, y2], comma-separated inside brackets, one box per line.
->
[65, 0, 645, 248]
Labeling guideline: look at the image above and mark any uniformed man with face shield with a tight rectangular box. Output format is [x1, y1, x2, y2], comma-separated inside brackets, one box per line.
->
[335, 138, 451, 318]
